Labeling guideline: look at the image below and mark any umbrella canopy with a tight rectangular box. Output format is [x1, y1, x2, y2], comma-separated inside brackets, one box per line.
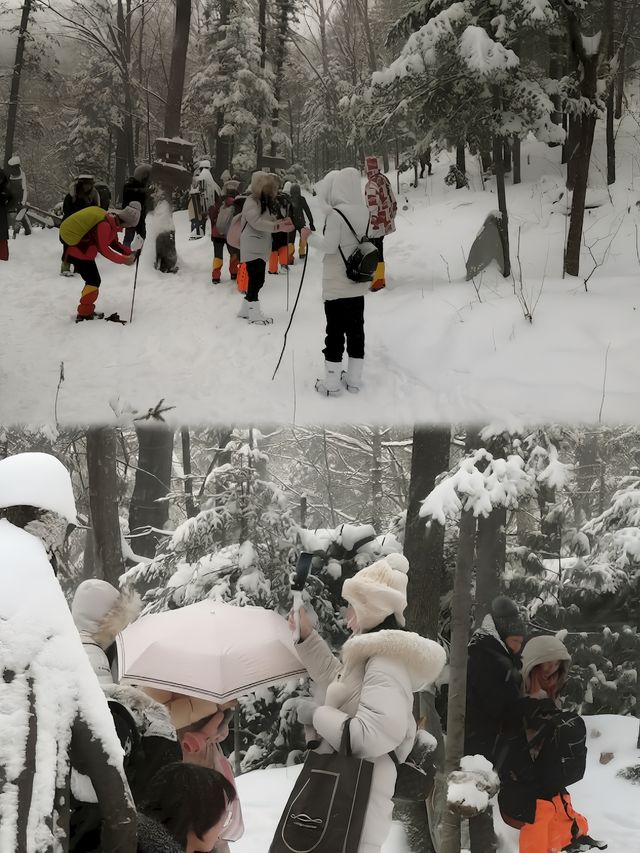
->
[116, 600, 306, 702]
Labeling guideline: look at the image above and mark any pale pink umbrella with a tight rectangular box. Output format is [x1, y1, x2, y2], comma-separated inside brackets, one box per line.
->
[115, 600, 305, 702]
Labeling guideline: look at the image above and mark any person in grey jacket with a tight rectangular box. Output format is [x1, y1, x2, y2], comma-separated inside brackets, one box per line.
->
[237, 170, 294, 325]
[289, 553, 446, 853]
[302, 167, 371, 396]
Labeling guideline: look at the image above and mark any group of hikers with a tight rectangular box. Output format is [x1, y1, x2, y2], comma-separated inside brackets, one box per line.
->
[2, 153, 400, 395]
[0, 450, 605, 853]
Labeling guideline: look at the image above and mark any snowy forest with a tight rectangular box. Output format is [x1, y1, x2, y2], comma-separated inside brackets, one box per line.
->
[4, 0, 640, 276]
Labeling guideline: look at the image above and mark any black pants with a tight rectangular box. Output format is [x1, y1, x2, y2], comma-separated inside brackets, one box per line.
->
[469, 810, 497, 853]
[246, 258, 266, 302]
[370, 236, 384, 260]
[323, 296, 365, 362]
[72, 258, 102, 287]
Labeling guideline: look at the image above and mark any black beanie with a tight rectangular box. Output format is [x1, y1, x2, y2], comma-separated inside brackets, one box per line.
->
[491, 596, 525, 640]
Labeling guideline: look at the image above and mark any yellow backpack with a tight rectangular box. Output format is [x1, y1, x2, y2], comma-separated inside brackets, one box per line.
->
[59, 206, 107, 246]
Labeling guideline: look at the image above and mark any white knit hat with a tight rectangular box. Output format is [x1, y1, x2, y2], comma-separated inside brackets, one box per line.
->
[342, 553, 409, 632]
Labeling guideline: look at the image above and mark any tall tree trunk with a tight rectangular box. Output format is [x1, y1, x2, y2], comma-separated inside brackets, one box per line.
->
[512, 136, 521, 185]
[86, 427, 124, 586]
[164, 0, 192, 137]
[269, 0, 292, 158]
[502, 138, 512, 173]
[404, 426, 451, 641]
[564, 6, 601, 277]
[128, 425, 174, 558]
[456, 142, 466, 176]
[255, 0, 267, 168]
[606, 0, 616, 185]
[181, 427, 197, 519]
[492, 131, 511, 277]
[549, 34, 563, 137]
[439, 507, 477, 853]
[3, 0, 33, 167]
[214, 0, 233, 173]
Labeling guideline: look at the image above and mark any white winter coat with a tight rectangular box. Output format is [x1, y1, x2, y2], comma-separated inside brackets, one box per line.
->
[296, 628, 446, 853]
[240, 172, 281, 263]
[72, 579, 140, 685]
[307, 168, 371, 301]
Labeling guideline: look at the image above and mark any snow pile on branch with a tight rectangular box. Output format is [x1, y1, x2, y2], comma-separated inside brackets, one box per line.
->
[419, 449, 535, 525]
[458, 26, 519, 77]
[372, 2, 467, 84]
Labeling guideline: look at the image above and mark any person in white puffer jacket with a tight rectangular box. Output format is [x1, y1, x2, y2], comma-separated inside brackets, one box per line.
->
[302, 167, 372, 396]
[289, 553, 447, 853]
[72, 578, 141, 684]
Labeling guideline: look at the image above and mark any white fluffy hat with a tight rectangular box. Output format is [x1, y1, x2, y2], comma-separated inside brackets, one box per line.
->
[342, 553, 409, 632]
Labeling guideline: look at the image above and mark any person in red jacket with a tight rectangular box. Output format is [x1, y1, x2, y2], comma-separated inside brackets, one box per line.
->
[65, 202, 141, 321]
[364, 155, 397, 292]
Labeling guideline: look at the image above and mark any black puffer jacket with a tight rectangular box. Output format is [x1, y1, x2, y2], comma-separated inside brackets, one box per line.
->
[464, 614, 523, 762]
[137, 813, 183, 853]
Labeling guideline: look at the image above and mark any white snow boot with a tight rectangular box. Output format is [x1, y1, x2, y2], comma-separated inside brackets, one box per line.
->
[246, 300, 273, 325]
[315, 361, 343, 396]
[237, 299, 250, 319]
[341, 357, 364, 393]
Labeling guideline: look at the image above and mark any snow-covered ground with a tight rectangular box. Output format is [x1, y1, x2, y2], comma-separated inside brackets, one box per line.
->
[234, 715, 640, 853]
[3, 121, 640, 425]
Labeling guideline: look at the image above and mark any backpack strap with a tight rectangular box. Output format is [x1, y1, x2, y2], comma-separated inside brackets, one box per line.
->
[389, 750, 400, 766]
[333, 207, 360, 240]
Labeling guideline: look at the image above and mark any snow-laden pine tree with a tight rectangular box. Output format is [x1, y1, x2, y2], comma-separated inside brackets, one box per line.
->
[184, 0, 276, 173]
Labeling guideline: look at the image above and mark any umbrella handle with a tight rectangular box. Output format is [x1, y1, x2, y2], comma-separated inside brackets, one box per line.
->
[292, 589, 303, 643]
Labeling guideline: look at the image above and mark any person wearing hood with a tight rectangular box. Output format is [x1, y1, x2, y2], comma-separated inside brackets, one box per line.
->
[465, 596, 525, 853]
[364, 155, 397, 291]
[7, 154, 32, 236]
[61, 175, 102, 276]
[0, 168, 14, 261]
[65, 201, 141, 321]
[209, 177, 241, 284]
[300, 167, 370, 395]
[289, 553, 447, 853]
[287, 182, 314, 263]
[497, 635, 601, 853]
[139, 763, 238, 853]
[122, 163, 152, 247]
[238, 170, 294, 324]
[0, 452, 137, 853]
[72, 578, 141, 684]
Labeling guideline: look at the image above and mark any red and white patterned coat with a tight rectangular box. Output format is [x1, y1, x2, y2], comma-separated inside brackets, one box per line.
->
[365, 156, 397, 239]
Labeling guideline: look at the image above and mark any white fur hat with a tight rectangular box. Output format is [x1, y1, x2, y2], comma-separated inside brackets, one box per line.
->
[342, 553, 409, 632]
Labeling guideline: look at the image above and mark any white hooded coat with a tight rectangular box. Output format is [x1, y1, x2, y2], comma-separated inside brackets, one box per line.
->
[296, 628, 446, 853]
[307, 168, 371, 301]
[72, 579, 140, 685]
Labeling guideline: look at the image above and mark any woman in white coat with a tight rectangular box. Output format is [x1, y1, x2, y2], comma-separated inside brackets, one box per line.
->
[301, 167, 371, 396]
[238, 171, 294, 325]
[289, 553, 446, 853]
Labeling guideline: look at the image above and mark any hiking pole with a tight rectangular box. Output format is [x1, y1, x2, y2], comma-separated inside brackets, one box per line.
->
[272, 251, 308, 381]
[286, 262, 290, 312]
[129, 252, 141, 324]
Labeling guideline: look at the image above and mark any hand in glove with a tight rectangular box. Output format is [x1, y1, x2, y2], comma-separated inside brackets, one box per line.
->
[296, 698, 319, 726]
[300, 226, 312, 243]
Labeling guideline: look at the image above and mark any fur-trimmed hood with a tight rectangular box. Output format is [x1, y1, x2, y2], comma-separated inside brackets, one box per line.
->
[72, 579, 141, 649]
[250, 170, 279, 198]
[342, 629, 446, 692]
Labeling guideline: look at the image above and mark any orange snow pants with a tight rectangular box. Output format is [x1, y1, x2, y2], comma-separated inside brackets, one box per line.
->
[236, 263, 249, 294]
[510, 794, 589, 853]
